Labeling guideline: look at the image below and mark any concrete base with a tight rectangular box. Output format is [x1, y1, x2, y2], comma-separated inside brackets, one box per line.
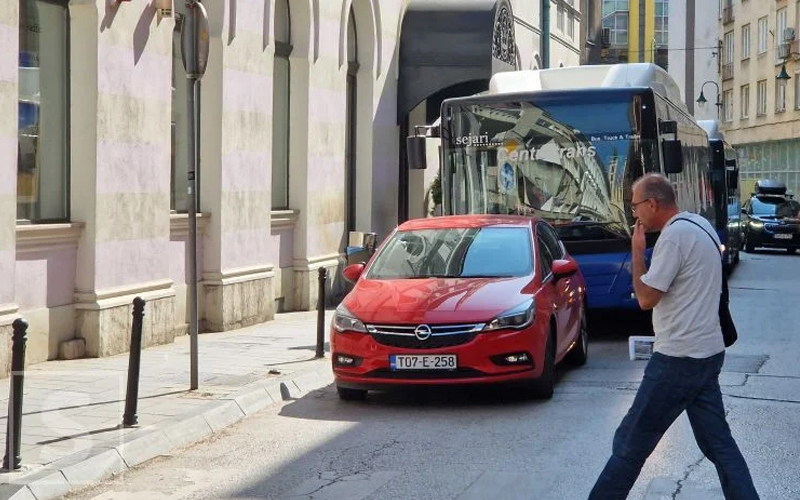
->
[293, 255, 344, 311]
[76, 291, 178, 358]
[0, 323, 11, 377]
[59, 338, 87, 360]
[203, 270, 274, 332]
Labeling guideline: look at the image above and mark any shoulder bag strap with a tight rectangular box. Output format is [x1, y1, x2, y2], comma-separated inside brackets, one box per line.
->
[669, 218, 729, 302]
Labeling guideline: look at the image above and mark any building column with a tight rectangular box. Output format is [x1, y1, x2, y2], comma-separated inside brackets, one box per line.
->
[0, 2, 20, 375]
[199, 1, 275, 331]
[71, 3, 177, 357]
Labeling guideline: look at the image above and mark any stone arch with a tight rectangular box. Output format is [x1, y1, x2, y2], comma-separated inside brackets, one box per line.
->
[262, 0, 313, 57]
[338, 0, 378, 77]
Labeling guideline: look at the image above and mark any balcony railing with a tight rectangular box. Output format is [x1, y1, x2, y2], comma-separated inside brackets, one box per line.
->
[722, 6, 734, 24]
[722, 63, 734, 80]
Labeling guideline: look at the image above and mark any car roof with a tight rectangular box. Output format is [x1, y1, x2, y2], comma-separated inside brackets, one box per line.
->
[397, 215, 537, 231]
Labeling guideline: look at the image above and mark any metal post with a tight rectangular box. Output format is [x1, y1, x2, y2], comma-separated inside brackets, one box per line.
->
[182, 0, 209, 391]
[123, 297, 145, 427]
[3, 319, 28, 470]
[541, 0, 550, 68]
[316, 267, 327, 358]
[187, 74, 200, 391]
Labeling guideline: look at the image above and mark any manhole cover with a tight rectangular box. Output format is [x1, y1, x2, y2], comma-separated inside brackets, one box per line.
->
[722, 354, 768, 374]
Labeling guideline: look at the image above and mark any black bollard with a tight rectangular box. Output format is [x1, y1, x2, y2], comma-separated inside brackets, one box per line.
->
[3, 319, 28, 470]
[123, 297, 145, 427]
[315, 267, 327, 358]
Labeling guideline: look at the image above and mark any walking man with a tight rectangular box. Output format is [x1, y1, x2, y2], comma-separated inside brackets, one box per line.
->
[588, 173, 759, 499]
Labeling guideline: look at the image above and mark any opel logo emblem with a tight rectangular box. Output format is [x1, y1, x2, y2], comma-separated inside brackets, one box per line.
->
[414, 324, 432, 341]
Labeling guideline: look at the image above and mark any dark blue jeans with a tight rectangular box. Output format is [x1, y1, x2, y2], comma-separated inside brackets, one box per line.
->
[589, 351, 759, 500]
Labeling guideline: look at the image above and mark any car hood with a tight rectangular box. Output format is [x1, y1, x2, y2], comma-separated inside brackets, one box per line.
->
[343, 276, 534, 324]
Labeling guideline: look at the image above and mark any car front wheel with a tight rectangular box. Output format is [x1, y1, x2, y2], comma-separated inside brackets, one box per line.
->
[528, 330, 555, 400]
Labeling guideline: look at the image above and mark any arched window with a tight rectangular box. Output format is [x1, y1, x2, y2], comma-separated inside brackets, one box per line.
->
[18, 0, 70, 222]
[272, 0, 292, 209]
[344, 7, 358, 233]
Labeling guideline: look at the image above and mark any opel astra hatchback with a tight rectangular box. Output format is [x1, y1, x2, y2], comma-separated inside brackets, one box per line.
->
[331, 215, 589, 401]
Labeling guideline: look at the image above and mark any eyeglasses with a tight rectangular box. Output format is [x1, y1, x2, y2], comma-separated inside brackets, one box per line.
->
[631, 198, 652, 214]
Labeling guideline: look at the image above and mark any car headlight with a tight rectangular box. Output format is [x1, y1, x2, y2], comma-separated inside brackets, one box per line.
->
[483, 299, 535, 332]
[332, 304, 367, 333]
[749, 220, 764, 229]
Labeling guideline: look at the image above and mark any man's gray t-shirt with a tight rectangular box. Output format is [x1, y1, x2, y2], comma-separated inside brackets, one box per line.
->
[640, 212, 726, 358]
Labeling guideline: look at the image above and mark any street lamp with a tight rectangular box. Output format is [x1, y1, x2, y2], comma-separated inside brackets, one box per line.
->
[696, 80, 722, 118]
[777, 63, 792, 80]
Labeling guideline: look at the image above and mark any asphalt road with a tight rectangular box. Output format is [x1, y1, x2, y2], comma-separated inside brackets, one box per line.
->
[63, 249, 800, 500]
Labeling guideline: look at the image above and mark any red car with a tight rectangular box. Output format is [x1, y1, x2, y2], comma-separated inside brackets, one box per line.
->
[331, 215, 588, 401]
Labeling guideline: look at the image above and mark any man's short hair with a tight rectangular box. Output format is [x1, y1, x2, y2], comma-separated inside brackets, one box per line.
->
[633, 173, 677, 207]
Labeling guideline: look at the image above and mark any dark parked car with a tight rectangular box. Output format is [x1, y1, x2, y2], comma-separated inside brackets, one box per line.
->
[742, 180, 800, 254]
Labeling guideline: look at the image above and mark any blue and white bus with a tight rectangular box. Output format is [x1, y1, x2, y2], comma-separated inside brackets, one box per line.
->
[698, 120, 741, 271]
[412, 64, 723, 311]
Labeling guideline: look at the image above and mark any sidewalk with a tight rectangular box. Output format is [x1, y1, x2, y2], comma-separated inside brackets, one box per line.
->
[0, 310, 336, 500]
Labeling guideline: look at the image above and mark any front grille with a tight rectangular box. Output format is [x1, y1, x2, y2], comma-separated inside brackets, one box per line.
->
[766, 223, 798, 233]
[365, 323, 484, 349]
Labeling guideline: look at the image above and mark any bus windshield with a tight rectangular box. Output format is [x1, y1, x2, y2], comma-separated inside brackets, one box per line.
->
[442, 94, 657, 241]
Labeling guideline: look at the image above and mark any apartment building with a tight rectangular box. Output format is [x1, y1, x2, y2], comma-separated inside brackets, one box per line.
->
[721, 0, 800, 196]
[595, 0, 669, 68]
[668, 0, 721, 118]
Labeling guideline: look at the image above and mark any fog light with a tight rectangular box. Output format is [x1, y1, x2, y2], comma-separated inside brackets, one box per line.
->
[490, 352, 534, 366]
[334, 354, 362, 367]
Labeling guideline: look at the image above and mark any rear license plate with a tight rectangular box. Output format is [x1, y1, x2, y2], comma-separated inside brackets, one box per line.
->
[774, 233, 793, 240]
[390, 354, 457, 370]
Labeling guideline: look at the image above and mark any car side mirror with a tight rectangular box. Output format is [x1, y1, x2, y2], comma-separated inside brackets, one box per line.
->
[551, 259, 578, 280]
[662, 139, 684, 174]
[342, 263, 366, 283]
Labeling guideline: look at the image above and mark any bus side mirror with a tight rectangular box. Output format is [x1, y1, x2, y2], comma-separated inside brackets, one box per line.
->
[406, 136, 428, 170]
[662, 139, 683, 174]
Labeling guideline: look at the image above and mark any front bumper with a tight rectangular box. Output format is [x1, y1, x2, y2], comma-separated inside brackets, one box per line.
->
[748, 226, 800, 249]
[331, 322, 548, 389]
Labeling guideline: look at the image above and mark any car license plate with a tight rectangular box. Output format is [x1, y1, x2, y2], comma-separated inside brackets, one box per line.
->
[390, 354, 457, 370]
[774, 233, 793, 240]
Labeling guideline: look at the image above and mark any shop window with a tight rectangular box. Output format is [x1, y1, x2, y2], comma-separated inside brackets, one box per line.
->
[272, 0, 291, 209]
[18, 0, 70, 222]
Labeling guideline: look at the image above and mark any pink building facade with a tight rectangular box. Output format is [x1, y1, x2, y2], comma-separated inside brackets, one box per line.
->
[0, 0, 581, 374]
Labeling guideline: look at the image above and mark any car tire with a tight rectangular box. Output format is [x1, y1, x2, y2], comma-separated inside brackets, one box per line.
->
[529, 329, 555, 400]
[745, 234, 755, 253]
[565, 308, 589, 366]
[337, 386, 367, 401]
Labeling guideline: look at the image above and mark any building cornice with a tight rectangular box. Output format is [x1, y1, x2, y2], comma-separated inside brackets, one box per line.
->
[16, 222, 85, 252]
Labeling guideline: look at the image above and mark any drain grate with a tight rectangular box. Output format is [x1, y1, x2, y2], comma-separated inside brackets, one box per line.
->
[722, 354, 769, 374]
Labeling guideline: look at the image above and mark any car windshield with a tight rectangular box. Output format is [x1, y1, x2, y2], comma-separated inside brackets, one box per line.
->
[366, 227, 533, 279]
[750, 197, 800, 218]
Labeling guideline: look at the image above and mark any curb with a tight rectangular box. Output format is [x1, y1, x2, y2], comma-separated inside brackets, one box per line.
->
[0, 359, 334, 500]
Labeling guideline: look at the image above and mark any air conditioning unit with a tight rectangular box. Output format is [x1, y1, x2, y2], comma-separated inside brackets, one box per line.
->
[601, 27, 611, 47]
[778, 42, 791, 60]
[785, 27, 796, 42]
